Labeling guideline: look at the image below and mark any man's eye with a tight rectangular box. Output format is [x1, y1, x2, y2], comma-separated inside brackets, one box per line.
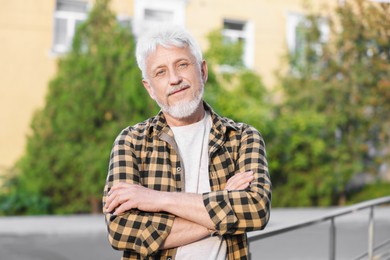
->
[178, 62, 189, 69]
[155, 70, 166, 77]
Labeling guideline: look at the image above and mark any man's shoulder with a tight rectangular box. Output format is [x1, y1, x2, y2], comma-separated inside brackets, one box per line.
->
[115, 116, 158, 142]
[216, 114, 260, 135]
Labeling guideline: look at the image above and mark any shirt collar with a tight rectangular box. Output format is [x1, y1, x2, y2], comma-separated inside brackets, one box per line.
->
[148, 101, 239, 138]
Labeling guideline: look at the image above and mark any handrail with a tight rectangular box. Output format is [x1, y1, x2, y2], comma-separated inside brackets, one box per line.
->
[248, 196, 390, 260]
[354, 238, 390, 260]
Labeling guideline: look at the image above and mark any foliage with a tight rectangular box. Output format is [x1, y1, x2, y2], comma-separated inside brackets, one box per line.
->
[204, 29, 272, 133]
[270, 0, 390, 206]
[346, 181, 390, 205]
[205, 29, 244, 68]
[1, 0, 388, 214]
[0, 0, 157, 215]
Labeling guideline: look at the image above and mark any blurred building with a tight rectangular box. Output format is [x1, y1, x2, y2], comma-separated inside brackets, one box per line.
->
[0, 0, 342, 172]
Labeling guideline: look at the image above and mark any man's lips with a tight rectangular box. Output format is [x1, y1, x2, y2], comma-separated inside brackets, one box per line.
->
[168, 85, 190, 96]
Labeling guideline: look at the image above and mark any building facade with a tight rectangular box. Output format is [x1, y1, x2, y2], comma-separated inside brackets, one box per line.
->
[0, 0, 339, 172]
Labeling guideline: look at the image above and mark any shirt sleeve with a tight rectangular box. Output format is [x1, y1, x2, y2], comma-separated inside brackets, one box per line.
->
[102, 129, 175, 257]
[202, 125, 272, 235]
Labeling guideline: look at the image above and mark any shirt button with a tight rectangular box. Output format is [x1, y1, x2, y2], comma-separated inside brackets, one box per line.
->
[177, 167, 181, 172]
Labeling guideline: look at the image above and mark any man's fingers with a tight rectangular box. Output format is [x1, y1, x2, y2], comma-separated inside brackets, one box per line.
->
[105, 188, 128, 212]
[105, 193, 121, 213]
[234, 174, 254, 189]
[228, 171, 252, 183]
[237, 182, 250, 190]
[114, 201, 135, 215]
[225, 171, 254, 191]
[107, 182, 130, 195]
[105, 184, 142, 214]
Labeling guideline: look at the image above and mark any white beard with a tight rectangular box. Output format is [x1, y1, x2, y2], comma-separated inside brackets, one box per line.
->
[156, 87, 204, 119]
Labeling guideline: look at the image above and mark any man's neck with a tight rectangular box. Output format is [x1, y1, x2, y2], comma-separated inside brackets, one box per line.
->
[164, 104, 205, 127]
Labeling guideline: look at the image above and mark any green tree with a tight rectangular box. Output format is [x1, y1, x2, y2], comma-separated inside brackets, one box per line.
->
[270, 0, 390, 206]
[0, 0, 157, 215]
[205, 29, 244, 68]
[204, 29, 272, 133]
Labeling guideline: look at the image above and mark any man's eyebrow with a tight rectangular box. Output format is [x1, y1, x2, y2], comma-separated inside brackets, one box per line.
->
[175, 58, 191, 63]
[150, 58, 192, 71]
[151, 64, 166, 71]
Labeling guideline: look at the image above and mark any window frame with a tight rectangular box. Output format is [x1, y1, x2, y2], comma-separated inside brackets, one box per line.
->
[286, 12, 330, 76]
[286, 12, 329, 55]
[222, 18, 254, 69]
[133, 0, 187, 37]
[52, 0, 88, 54]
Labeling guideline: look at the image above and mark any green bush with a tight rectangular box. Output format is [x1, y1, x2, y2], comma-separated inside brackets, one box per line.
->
[0, 0, 157, 215]
[347, 182, 390, 205]
[271, 0, 390, 206]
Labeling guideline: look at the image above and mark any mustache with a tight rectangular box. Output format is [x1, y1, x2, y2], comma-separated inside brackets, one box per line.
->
[168, 84, 190, 96]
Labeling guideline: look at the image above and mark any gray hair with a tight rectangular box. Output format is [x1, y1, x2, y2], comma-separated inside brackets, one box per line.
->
[135, 26, 203, 79]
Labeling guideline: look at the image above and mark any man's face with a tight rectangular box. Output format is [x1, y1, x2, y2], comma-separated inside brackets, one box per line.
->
[142, 45, 208, 119]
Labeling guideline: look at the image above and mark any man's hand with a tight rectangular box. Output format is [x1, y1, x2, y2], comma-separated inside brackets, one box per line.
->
[104, 183, 163, 215]
[224, 171, 254, 191]
[105, 183, 215, 229]
[104, 170, 254, 215]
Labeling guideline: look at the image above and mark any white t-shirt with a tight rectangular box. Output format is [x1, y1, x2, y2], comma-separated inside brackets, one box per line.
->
[171, 112, 227, 260]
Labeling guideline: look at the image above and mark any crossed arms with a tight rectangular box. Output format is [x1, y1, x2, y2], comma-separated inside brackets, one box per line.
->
[104, 171, 255, 249]
[102, 125, 271, 256]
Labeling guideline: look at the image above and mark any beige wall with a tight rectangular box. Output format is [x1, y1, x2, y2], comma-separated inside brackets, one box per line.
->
[0, 0, 337, 172]
[111, 0, 135, 16]
[186, 0, 338, 87]
[0, 0, 57, 172]
[0, 0, 134, 172]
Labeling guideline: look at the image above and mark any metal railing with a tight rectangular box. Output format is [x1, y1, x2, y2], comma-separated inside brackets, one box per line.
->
[248, 196, 390, 260]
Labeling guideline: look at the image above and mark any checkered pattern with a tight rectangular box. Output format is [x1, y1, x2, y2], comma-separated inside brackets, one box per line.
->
[102, 102, 271, 260]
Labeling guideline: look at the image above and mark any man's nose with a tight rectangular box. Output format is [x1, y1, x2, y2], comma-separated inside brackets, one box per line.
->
[168, 69, 183, 85]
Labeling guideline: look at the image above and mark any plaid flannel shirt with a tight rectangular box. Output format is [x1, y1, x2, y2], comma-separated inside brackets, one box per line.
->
[102, 102, 271, 260]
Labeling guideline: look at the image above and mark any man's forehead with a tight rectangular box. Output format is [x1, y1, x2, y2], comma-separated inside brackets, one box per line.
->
[147, 45, 194, 65]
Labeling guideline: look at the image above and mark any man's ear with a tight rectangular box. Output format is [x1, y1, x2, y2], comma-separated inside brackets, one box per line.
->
[201, 60, 208, 83]
[142, 79, 155, 100]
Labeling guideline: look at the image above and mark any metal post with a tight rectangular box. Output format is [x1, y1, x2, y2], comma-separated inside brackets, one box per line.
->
[368, 206, 374, 260]
[329, 218, 336, 260]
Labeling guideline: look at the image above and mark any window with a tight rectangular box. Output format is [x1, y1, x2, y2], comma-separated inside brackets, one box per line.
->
[286, 12, 329, 74]
[144, 9, 174, 22]
[117, 15, 133, 31]
[286, 13, 329, 54]
[52, 0, 88, 54]
[222, 19, 254, 69]
[134, 0, 187, 37]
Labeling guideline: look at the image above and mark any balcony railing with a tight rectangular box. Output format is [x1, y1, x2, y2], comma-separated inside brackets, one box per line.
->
[248, 196, 390, 260]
